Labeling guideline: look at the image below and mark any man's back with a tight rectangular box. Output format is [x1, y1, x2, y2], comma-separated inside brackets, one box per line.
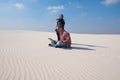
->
[60, 31, 71, 48]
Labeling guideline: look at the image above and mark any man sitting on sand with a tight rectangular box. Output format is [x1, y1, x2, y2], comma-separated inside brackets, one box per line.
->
[48, 23, 71, 48]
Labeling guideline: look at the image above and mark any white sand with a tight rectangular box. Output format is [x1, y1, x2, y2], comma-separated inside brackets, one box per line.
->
[0, 30, 120, 80]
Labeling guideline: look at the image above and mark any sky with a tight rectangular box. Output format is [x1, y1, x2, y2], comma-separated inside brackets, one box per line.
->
[0, 0, 120, 34]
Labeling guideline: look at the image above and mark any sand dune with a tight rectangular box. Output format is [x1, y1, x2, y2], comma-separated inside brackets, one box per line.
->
[0, 30, 120, 80]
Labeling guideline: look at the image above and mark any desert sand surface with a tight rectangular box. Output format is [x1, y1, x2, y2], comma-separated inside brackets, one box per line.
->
[0, 30, 120, 80]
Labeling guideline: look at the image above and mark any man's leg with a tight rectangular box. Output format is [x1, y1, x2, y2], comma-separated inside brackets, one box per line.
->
[55, 41, 67, 48]
[48, 39, 57, 47]
[48, 38, 67, 48]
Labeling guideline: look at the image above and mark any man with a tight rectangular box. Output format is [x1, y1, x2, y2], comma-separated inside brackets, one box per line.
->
[55, 14, 65, 41]
[49, 23, 71, 48]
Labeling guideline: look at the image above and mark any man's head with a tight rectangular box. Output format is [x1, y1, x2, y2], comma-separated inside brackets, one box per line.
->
[59, 14, 64, 19]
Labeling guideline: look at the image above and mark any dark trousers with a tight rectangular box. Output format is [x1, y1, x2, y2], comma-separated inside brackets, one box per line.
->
[55, 29, 60, 41]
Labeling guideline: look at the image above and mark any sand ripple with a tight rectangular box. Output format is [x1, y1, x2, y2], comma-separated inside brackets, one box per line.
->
[0, 48, 103, 80]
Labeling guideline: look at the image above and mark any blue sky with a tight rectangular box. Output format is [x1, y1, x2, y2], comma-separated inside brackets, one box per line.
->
[0, 0, 120, 34]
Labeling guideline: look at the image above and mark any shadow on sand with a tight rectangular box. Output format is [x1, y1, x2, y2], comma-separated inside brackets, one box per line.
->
[64, 43, 107, 51]
[72, 43, 107, 48]
[70, 46, 94, 50]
